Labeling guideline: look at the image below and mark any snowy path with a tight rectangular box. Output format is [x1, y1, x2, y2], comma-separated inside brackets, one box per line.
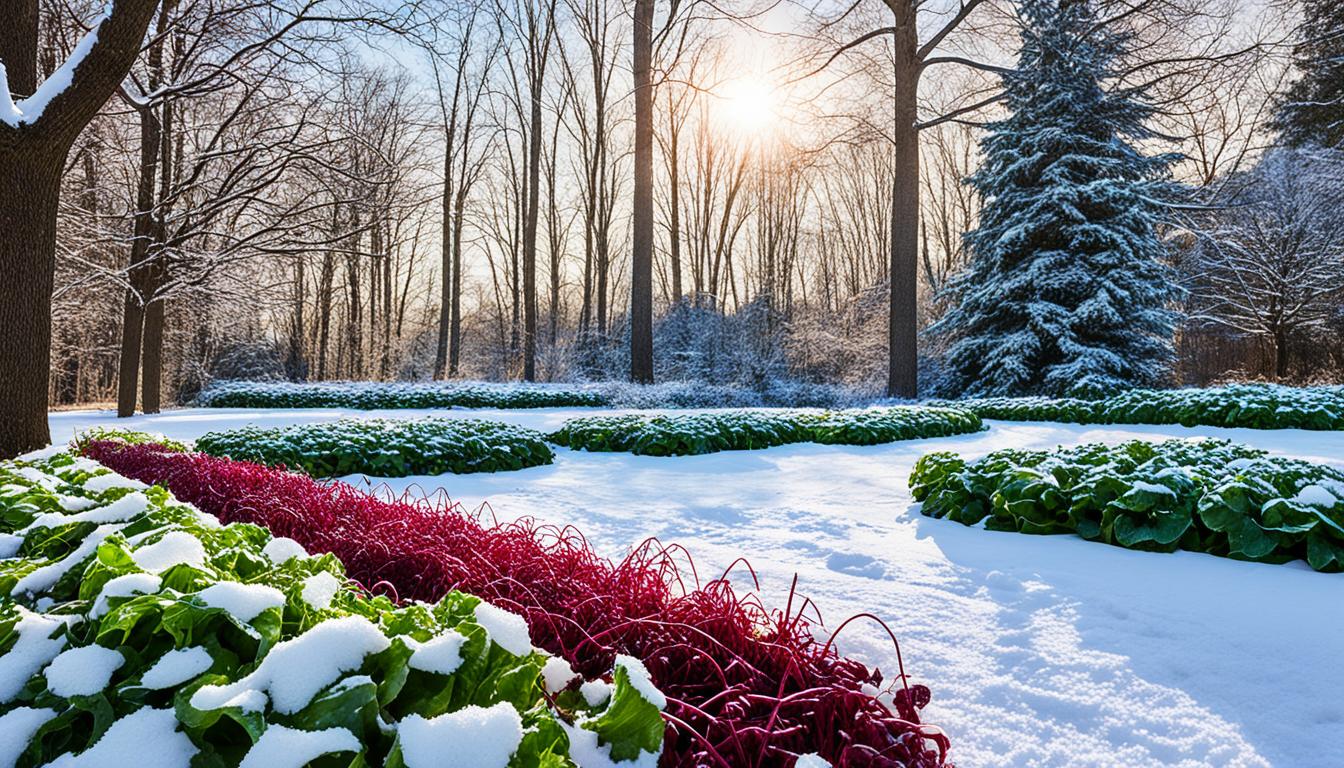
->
[49, 408, 1344, 767]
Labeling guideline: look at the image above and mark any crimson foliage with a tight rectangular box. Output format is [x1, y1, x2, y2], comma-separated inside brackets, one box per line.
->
[82, 439, 952, 768]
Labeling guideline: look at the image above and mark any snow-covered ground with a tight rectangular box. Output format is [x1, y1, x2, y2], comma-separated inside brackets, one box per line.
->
[49, 407, 1344, 768]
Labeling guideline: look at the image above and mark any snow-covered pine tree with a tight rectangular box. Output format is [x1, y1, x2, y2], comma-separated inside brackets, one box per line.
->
[934, 0, 1180, 398]
[1273, 0, 1344, 148]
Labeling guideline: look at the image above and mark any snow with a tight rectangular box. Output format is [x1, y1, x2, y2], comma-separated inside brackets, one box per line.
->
[196, 581, 286, 623]
[43, 707, 197, 768]
[139, 647, 214, 689]
[561, 719, 661, 768]
[615, 654, 666, 710]
[0, 707, 56, 768]
[132, 530, 208, 573]
[406, 631, 468, 676]
[579, 679, 612, 707]
[239, 725, 360, 768]
[0, 533, 21, 559]
[0, 7, 108, 128]
[541, 655, 578, 693]
[44, 407, 1344, 767]
[190, 615, 390, 715]
[1292, 484, 1337, 508]
[473, 601, 534, 657]
[262, 536, 308, 563]
[397, 703, 523, 768]
[14, 443, 69, 463]
[299, 571, 342, 610]
[43, 645, 123, 697]
[22, 491, 149, 529]
[91, 572, 162, 618]
[11, 523, 120, 596]
[794, 755, 831, 768]
[83, 472, 149, 493]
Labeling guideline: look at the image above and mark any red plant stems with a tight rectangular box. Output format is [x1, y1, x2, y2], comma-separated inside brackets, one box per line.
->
[81, 439, 952, 768]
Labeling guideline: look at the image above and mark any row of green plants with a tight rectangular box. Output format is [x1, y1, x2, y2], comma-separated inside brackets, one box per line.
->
[195, 418, 554, 478]
[931, 383, 1344, 430]
[0, 449, 665, 766]
[911, 438, 1344, 571]
[198, 380, 607, 409]
[549, 407, 985, 456]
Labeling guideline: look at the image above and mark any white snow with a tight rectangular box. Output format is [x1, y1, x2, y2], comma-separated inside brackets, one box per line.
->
[1291, 484, 1337, 508]
[197, 581, 287, 623]
[0, 707, 56, 768]
[83, 472, 149, 493]
[262, 536, 308, 563]
[44, 406, 1344, 768]
[541, 655, 578, 693]
[15, 443, 69, 463]
[794, 754, 831, 768]
[11, 523, 120, 596]
[614, 655, 665, 710]
[238, 725, 360, 768]
[22, 491, 149, 530]
[91, 572, 162, 618]
[397, 703, 523, 768]
[473, 601, 533, 657]
[406, 631, 468, 676]
[139, 646, 214, 690]
[43, 707, 197, 768]
[57, 494, 97, 512]
[0, 533, 22, 559]
[132, 531, 207, 573]
[190, 615, 390, 715]
[579, 679, 612, 707]
[561, 719, 661, 768]
[1, 8, 108, 128]
[43, 644, 124, 697]
[299, 571, 342, 610]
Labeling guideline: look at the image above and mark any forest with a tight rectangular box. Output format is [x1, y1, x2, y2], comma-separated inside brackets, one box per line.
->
[0, 0, 1334, 451]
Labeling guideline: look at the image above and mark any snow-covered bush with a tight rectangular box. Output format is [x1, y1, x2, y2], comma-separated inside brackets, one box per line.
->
[934, 383, 1344, 430]
[0, 449, 666, 767]
[196, 418, 554, 478]
[912, 438, 1344, 570]
[197, 379, 608, 409]
[550, 407, 984, 456]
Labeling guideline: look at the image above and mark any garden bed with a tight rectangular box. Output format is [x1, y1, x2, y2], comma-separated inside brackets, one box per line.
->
[195, 418, 554, 478]
[550, 407, 984, 456]
[0, 448, 663, 767]
[933, 383, 1344, 430]
[198, 380, 608, 410]
[78, 433, 952, 767]
[911, 437, 1344, 570]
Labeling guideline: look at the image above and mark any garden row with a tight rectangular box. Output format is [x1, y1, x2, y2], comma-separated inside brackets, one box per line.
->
[77, 433, 952, 766]
[198, 379, 607, 409]
[933, 383, 1344, 430]
[0, 447, 665, 767]
[911, 437, 1344, 571]
[549, 407, 985, 456]
[189, 407, 984, 478]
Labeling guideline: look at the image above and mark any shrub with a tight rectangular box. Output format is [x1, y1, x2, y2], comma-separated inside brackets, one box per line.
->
[196, 418, 554, 478]
[0, 449, 664, 767]
[81, 436, 953, 767]
[198, 380, 608, 409]
[931, 383, 1344, 430]
[911, 437, 1344, 570]
[550, 407, 985, 456]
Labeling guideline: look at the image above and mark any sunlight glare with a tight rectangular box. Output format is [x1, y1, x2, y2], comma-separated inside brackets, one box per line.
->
[715, 75, 780, 140]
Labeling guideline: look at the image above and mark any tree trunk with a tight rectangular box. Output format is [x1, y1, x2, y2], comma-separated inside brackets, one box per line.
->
[1273, 328, 1289, 380]
[629, 0, 655, 383]
[0, 145, 60, 455]
[140, 297, 165, 413]
[523, 73, 542, 381]
[435, 147, 453, 379]
[887, 13, 920, 399]
[449, 191, 466, 375]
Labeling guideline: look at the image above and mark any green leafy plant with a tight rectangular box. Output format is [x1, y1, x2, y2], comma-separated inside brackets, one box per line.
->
[932, 383, 1344, 430]
[198, 380, 608, 409]
[0, 450, 665, 767]
[195, 418, 555, 478]
[911, 438, 1344, 570]
[549, 407, 985, 457]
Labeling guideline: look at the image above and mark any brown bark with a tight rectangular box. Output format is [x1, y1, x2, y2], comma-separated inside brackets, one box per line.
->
[523, 67, 542, 381]
[140, 297, 165, 413]
[630, 0, 654, 383]
[887, 8, 920, 398]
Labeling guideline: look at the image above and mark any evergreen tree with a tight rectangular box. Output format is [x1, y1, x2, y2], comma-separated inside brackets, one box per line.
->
[934, 0, 1179, 398]
[1274, 0, 1344, 148]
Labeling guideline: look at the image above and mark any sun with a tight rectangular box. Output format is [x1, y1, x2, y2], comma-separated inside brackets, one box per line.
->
[715, 75, 780, 140]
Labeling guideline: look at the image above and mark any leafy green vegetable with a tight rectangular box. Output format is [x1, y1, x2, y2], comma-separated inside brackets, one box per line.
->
[0, 450, 665, 766]
[911, 438, 1344, 570]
